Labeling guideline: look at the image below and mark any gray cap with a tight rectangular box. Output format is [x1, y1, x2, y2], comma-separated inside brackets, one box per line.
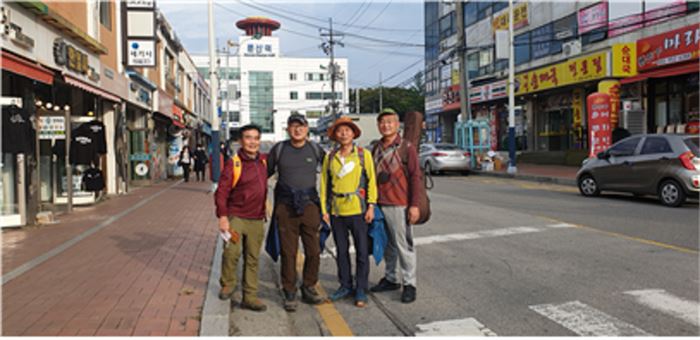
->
[287, 113, 308, 125]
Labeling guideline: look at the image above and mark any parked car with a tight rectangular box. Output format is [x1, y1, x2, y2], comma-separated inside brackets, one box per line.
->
[576, 134, 700, 207]
[419, 143, 471, 175]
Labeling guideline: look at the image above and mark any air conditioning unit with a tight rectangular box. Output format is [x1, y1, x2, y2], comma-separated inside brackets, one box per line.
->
[562, 40, 582, 58]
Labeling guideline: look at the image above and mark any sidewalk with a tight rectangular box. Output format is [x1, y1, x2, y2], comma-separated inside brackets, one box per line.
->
[1, 180, 218, 336]
[471, 163, 579, 186]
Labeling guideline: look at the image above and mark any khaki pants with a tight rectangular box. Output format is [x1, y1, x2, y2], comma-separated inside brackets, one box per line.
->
[220, 216, 264, 303]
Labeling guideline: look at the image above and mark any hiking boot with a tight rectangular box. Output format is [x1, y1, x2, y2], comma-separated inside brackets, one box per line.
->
[401, 285, 416, 304]
[241, 299, 267, 312]
[301, 286, 325, 305]
[370, 278, 401, 293]
[329, 286, 353, 301]
[283, 290, 297, 312]
[218, 286, 234, 300]
[355, 289, 368, 308]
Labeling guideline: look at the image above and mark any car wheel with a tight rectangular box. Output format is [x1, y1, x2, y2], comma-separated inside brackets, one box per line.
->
[578, 174, 600, 197]
[658, 180, 686, 207]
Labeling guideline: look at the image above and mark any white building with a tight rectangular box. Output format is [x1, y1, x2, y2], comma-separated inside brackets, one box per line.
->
[193, 17, 349, 142]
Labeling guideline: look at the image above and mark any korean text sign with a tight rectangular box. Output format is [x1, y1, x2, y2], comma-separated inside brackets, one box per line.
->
[587, 93, 612, 158]
[637, 24, 700, 71]
[514, 51, 608, 95]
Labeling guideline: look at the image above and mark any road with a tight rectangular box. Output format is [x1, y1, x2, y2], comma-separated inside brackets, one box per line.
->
[229, 175, 699, 336]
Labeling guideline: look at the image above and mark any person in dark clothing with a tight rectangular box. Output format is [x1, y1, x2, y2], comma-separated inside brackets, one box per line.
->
[267, 114, 326, 312]
[193, 143, 208, 181]
[179, 145, 193, 182]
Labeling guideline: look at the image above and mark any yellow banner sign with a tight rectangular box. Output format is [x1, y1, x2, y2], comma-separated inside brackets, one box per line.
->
[493, 3, 529, 31]
[515, 51, 609, 95]
[611, 43, 637, 77]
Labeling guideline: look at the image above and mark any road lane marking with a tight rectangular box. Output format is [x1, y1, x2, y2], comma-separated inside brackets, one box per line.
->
[529, 300, 651, 336]
[2, 180, 183, 285]
[624, 289, 700, 327]
[296, 252, 353, 336]
[534, 215, 699, 255]
[321, 223, 576, 258]
[415, 318, 497, 336]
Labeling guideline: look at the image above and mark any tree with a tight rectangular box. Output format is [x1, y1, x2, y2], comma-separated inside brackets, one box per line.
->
[349, 86, 424, 120]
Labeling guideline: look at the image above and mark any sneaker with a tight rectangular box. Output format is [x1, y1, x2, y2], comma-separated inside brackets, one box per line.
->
[218, 286, 234, 300]
[370, 278, 401, 293]
[355, 289, 368, 308]
[329, 286, 353, 301]
[241, 298, 267, 312]
[283, 290, 297, 312]
[401, 285, 416, 304]
[301, 286, 325, 305]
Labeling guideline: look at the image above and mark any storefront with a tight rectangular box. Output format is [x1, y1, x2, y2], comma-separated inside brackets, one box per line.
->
[125, 71, 155, 186]
[514, 50, 617, 152]
[621, 24, 700, 134]
[439, 84, 461, 143]
[1, 51, 52, 227]
[425, 97, 442, 143]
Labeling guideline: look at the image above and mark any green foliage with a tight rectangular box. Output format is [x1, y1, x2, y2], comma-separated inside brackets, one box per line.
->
[349, 86, 425, 120]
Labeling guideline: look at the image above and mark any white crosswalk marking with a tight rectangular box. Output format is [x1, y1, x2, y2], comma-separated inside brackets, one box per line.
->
[320, 223, 576, 258]
[529, 301, 652, 336]
[415, 318, 497, 336]
[624, 289, 700, 327]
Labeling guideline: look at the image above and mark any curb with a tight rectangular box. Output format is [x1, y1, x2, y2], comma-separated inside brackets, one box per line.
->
[199, 237, 229, 336]
[471, 169, 577, 187]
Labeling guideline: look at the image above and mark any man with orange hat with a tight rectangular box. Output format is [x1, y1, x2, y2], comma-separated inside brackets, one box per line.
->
[320, 116, 378, 308]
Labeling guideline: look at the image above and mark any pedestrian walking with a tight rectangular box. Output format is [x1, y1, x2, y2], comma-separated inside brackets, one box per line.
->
[214, 124, 268, 312]
[267, 114, 326, 312]
[369, 108, 422, 303]
[320, 116, 377, 308]
[193, 143, 208, 181]
[179, 145, 193, 182]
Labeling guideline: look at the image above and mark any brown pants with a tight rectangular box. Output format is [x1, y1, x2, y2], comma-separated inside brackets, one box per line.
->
[275, 203, 321, 293]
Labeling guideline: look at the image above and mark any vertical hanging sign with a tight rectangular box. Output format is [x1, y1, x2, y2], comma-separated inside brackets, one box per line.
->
[124, 1, 157, 67]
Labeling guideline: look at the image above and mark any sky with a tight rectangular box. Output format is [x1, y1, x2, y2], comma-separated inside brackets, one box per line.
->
[158, 0, 425, 89]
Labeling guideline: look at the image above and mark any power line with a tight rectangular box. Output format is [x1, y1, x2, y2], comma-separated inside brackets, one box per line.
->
[351, 0, 393, 34]
[372, 58, 423, 87]
[340, 0, 371, 29]
[231, 0, 424, 47]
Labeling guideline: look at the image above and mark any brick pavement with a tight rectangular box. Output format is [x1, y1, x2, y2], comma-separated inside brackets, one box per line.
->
[1, 180, 218, 336]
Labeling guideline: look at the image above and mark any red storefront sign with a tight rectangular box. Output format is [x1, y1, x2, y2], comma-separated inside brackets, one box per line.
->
[442, 85, 461, 111]
[637, 24, 700, 71]
[587, 93, 612, 158]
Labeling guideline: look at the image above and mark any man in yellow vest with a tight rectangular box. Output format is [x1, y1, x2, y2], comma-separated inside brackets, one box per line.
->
[214, 124, 268, 311]
[320, 116, 378, 308]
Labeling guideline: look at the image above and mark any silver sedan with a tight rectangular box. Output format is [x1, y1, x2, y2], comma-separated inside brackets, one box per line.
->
[419, 143, 471, 175]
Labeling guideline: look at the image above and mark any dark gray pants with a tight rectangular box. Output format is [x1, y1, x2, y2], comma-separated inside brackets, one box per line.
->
[331, 215, 369, 291]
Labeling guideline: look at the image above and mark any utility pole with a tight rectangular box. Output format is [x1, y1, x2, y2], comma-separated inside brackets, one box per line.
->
[455, 1, 471, 125]
[356, 88, 360, 114]
[208, 0, 221, 184]
[320, 18, 344, 117]
[379, 72, 383, 111]
[507, 0, 517, 174]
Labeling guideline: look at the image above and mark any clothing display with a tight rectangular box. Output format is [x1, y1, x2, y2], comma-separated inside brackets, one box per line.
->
[83, 120, 107, 154]
[82, 167, 105, 192]
[69, 123, 97, 165]
[2, 106, 33, 154]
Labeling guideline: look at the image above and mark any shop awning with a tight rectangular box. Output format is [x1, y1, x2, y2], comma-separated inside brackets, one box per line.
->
[64, 75, 121, 102]
[1, 51, 54, 85]
[621, 62, 700, 84]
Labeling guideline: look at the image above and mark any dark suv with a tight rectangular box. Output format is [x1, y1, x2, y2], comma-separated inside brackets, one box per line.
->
[577, 134, 700, 207]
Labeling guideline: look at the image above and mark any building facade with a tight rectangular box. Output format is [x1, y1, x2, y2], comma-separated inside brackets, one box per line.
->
[1, 1, 210, 227]
[193, 17, 349, 142]
[425, 0, 699, 163]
